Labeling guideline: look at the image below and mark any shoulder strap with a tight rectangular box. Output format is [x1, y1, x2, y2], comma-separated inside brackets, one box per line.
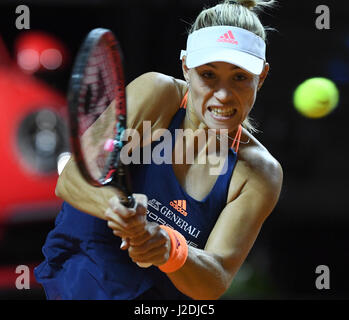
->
[180, 91, 188, 109]
[231, 125, 242, 154]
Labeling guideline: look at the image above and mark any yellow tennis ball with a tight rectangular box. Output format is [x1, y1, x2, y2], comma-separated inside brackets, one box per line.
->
[293, 77, 339, 118]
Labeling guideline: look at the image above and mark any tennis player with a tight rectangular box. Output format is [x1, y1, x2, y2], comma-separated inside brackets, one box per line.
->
[35, 0, 282, 300]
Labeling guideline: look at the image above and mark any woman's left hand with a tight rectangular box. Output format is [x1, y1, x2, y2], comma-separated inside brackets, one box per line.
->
[105, 194, 148, 244]
[105, 194, 171, 266]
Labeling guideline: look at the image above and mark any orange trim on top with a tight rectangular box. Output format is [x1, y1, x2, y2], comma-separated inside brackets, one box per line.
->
[231, 125, 242, 154]
[180, 92, 188, 109]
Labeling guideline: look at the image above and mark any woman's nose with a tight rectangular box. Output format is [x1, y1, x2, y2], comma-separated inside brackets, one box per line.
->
[214, 86, 232, 102]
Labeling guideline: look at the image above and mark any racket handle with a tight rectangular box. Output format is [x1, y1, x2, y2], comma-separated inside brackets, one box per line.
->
[120, 195, 135, 208]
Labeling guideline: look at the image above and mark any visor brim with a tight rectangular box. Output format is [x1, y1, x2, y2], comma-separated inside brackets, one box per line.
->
[185, 48, 265, 75]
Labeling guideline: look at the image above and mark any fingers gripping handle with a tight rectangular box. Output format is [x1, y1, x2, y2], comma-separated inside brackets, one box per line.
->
[120, 238, 152, 268]
[118, 196, 151, 268]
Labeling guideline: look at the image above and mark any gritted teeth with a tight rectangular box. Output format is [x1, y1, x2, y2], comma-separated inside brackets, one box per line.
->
[208, 106, 236, 117]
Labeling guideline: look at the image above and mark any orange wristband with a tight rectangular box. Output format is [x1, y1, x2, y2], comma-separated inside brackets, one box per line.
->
[159, 225, 188, 273]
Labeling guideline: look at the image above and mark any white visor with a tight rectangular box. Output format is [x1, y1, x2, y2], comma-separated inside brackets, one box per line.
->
[180, 26, 266, 75]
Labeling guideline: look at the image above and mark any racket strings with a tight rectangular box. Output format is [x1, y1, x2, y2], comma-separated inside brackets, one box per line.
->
[73, 29, 128, 188]
[76, 46, 109, 181]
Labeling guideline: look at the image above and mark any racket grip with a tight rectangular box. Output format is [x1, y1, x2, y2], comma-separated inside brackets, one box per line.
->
[120, 195, 135, 209]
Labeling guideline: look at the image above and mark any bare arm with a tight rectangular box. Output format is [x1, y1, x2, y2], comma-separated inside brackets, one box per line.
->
[167, 154, 282, 299]
[55, 72, 183, 219]
[166, 157, 282, 299]
[55, 156, 116, 220]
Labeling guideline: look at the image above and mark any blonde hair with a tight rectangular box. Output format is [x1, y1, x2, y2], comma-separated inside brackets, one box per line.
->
[189, 0, 277, 133]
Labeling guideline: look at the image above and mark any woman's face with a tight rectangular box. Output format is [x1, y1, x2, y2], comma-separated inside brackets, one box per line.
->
[183, 60, 269, 133]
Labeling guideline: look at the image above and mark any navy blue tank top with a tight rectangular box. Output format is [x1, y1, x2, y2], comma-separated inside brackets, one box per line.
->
[34, 107, 238, 300]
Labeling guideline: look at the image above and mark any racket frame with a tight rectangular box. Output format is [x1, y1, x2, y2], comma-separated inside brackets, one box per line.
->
[67, 28, 133, 206]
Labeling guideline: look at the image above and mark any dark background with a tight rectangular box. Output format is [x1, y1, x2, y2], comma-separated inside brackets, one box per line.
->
[0, 0, 348, 300]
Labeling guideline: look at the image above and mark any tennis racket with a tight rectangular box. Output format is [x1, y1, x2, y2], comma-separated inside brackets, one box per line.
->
[67, 28, 150, 268]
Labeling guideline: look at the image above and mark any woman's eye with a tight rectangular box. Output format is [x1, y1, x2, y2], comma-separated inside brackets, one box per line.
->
[201, 71, 216, 79]
[234, 73, 248, 81]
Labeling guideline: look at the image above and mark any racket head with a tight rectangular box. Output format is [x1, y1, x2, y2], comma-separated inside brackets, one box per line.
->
[67, 28, 132, 200]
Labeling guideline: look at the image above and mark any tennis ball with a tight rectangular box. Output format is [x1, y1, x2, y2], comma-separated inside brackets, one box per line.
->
[293, 77, 339, 118]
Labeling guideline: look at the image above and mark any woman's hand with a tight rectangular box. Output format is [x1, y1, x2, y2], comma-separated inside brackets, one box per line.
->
[105, 194, 171, 266]
[127, 222, 170, 266]
[105, 194, 148, 245]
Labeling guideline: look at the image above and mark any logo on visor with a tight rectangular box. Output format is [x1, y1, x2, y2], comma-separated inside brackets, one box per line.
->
[217, 30, 238, 45]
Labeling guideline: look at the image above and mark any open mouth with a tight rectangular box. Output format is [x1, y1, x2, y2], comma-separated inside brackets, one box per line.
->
[208, 106, 237, 119]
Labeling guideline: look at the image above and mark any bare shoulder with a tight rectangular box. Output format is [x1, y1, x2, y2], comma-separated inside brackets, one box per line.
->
[127, 71, 184, 98]
[126, 72, 187, 130]
[240, 132, 283, 185]
[229, 129, 283, 208]
[205, 132, 283, 273]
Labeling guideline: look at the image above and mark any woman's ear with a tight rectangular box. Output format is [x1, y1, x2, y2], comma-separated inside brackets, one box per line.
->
[182, 56, 190, 83]
[257, 62, 269, 91]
